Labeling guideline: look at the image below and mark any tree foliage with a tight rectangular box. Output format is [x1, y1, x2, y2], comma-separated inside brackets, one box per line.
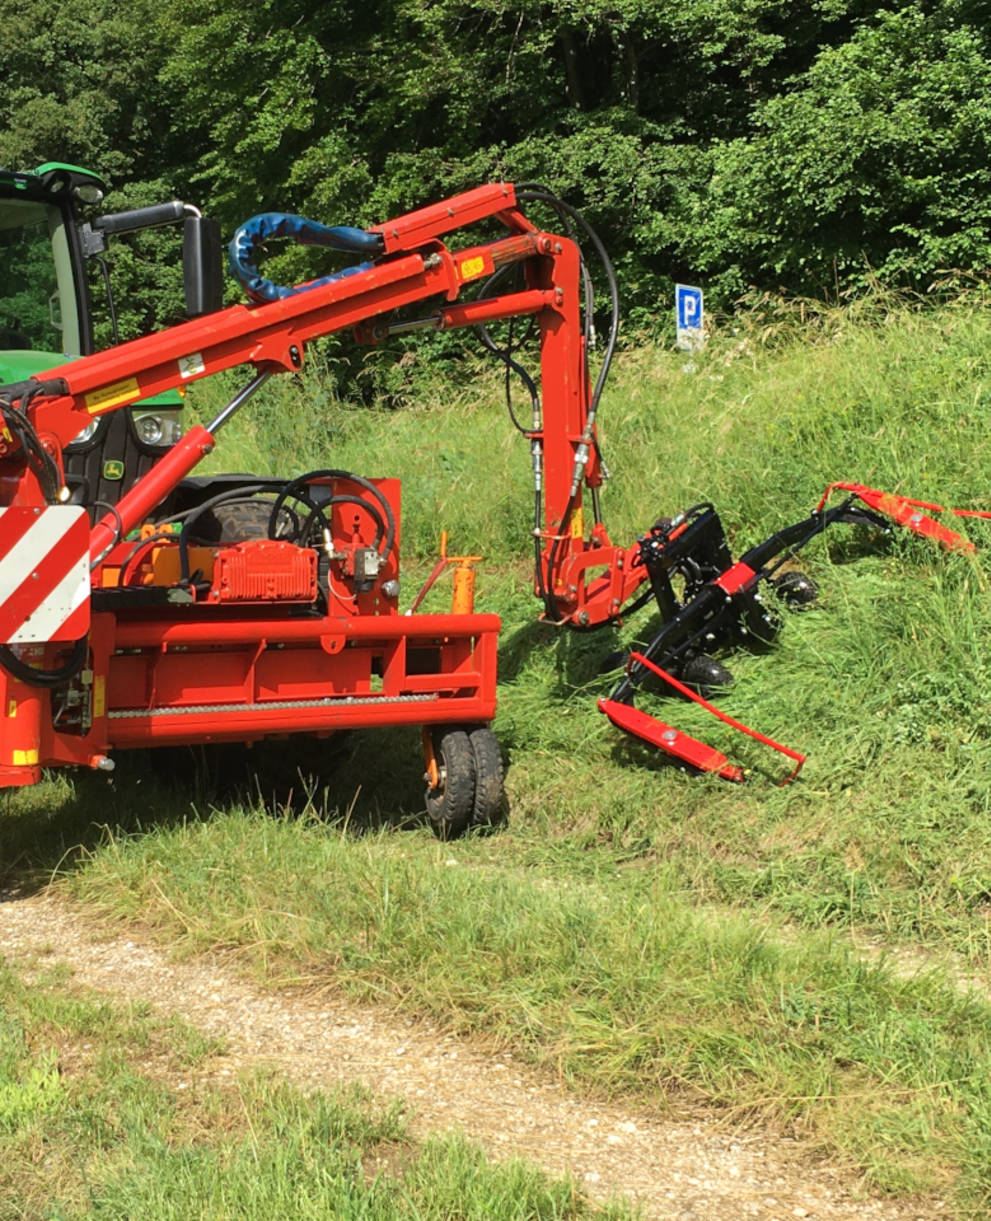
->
[3, 0, 991, 326]
[695, 5, 991, 296]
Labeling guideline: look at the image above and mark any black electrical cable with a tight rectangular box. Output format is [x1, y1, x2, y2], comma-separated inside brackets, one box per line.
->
[177, 483, 269, 582]
[153, 495, 296, 534]
[456, 188, 620, 623]
[516, 187, 621, 402]
[125, 494, 293, 583]
[475, 321, 539, 436]
[0, 395, 60, 504]
[327, 495, 386, 547]
[474, 262, 539, 424]
[518, 193, 619, 428]
[130, 490, 323, 589]
[165, 496, 289, 532]
[118, 531, 181, 585]
[277, 491, 387, 552]
[267, 489, 330, 545]
[471, 266, 557, 616]
[514, 182, 598, 353]
[91, 501, 125, 551]
[94, 256, 120, 346]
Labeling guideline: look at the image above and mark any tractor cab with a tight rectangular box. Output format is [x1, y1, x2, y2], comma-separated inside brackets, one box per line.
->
[0, 161, 221, 510]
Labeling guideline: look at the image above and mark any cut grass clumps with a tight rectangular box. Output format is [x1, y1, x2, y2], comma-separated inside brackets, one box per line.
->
[0, 959, 631, 1220]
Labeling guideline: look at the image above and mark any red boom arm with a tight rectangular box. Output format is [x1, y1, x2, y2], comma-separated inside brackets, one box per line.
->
[1, 182, 644, 626]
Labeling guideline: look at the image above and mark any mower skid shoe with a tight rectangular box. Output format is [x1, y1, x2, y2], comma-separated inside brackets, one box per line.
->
[601, 653, 806, 785]
[598, 697, 745, 782]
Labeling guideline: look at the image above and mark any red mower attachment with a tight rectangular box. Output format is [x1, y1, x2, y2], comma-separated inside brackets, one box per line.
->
[599, 652, 805, 784]
[1, 175, 987, 816]
[817, 483, 991, 552]
[598, 483, 988, 782]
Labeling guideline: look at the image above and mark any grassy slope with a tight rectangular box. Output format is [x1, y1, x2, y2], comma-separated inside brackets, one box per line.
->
[5, 294, 991, 1213]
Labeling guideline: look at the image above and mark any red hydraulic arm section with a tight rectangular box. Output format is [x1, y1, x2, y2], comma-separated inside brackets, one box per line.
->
[3, 182, 644, 628]
[0, 182, 648, 790]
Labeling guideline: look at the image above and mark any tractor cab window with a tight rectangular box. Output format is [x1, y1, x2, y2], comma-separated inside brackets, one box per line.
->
[0, 197, 82, 357]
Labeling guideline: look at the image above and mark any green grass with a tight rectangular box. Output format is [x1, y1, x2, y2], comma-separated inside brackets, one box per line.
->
[186, 290, 991, 563]
[0, 957, 631, 1220]
[51, 810, 991, 1208]
[7, 290, 991, 1214]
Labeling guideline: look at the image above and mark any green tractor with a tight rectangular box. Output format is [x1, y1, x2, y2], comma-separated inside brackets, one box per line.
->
[0, 161, 221, 509]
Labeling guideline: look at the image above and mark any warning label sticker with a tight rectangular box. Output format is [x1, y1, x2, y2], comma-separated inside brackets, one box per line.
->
[458, 255, 487, 282]
[178, 352, 206, 379]
[85, 378, 141, 415]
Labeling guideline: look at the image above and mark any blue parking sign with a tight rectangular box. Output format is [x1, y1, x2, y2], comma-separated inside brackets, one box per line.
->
[675, 284, 704, 350]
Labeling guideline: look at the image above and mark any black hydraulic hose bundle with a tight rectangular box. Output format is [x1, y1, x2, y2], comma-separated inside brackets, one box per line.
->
[267, 470, 396, 558]
[169, 471, 395, 587]
[176, 483, 270, 583]
[0, 637, 88, 689]
[473, 187, 621, 621]
[517, 187, 621, 622]
[0, 378, 69, 507]
[472, 264, 552, 615]
[516, 186, 621, 417]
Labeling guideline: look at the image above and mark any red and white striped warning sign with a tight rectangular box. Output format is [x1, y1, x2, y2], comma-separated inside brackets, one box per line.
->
[0, 506, 90, 644]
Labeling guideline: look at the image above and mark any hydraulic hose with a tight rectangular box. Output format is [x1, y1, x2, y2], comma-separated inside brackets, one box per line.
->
[0, 638, 88, 688]
[515, 188, 621, 623]
[268, 470, 396, 560]
[229, 213, 385, 303]
[177, 484, 270, 583]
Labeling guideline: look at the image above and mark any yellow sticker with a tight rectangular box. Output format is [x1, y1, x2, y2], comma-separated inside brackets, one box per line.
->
[93, 675, 106, 720]
[570, 507, 584, 540]
[7, 700, 16, 719]
[459, 256, 486, 282]
[12, 749, 39, 766]
[85, 377, 141, 415]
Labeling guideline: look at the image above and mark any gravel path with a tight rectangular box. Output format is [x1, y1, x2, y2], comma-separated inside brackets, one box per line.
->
[0, 892, 941, 1221]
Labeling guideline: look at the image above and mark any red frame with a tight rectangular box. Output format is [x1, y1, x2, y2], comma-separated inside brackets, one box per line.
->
[0, 183, 647, 786]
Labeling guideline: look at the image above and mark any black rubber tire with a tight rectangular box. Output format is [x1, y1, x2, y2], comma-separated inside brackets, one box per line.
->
[771, 569, 819, 608]
[425, 728, 475, 840]
[677, 652, 734, 699]
[468, 726, 505, 829]
[193, 500, 273, 544]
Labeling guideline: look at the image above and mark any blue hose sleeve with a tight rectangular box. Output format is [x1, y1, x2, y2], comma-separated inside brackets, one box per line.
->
[229, 212, 385, 303]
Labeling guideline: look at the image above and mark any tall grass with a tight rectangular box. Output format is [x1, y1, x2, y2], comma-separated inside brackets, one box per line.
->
[8, 289, 991, 1214]
[186, 289, 991, 562]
